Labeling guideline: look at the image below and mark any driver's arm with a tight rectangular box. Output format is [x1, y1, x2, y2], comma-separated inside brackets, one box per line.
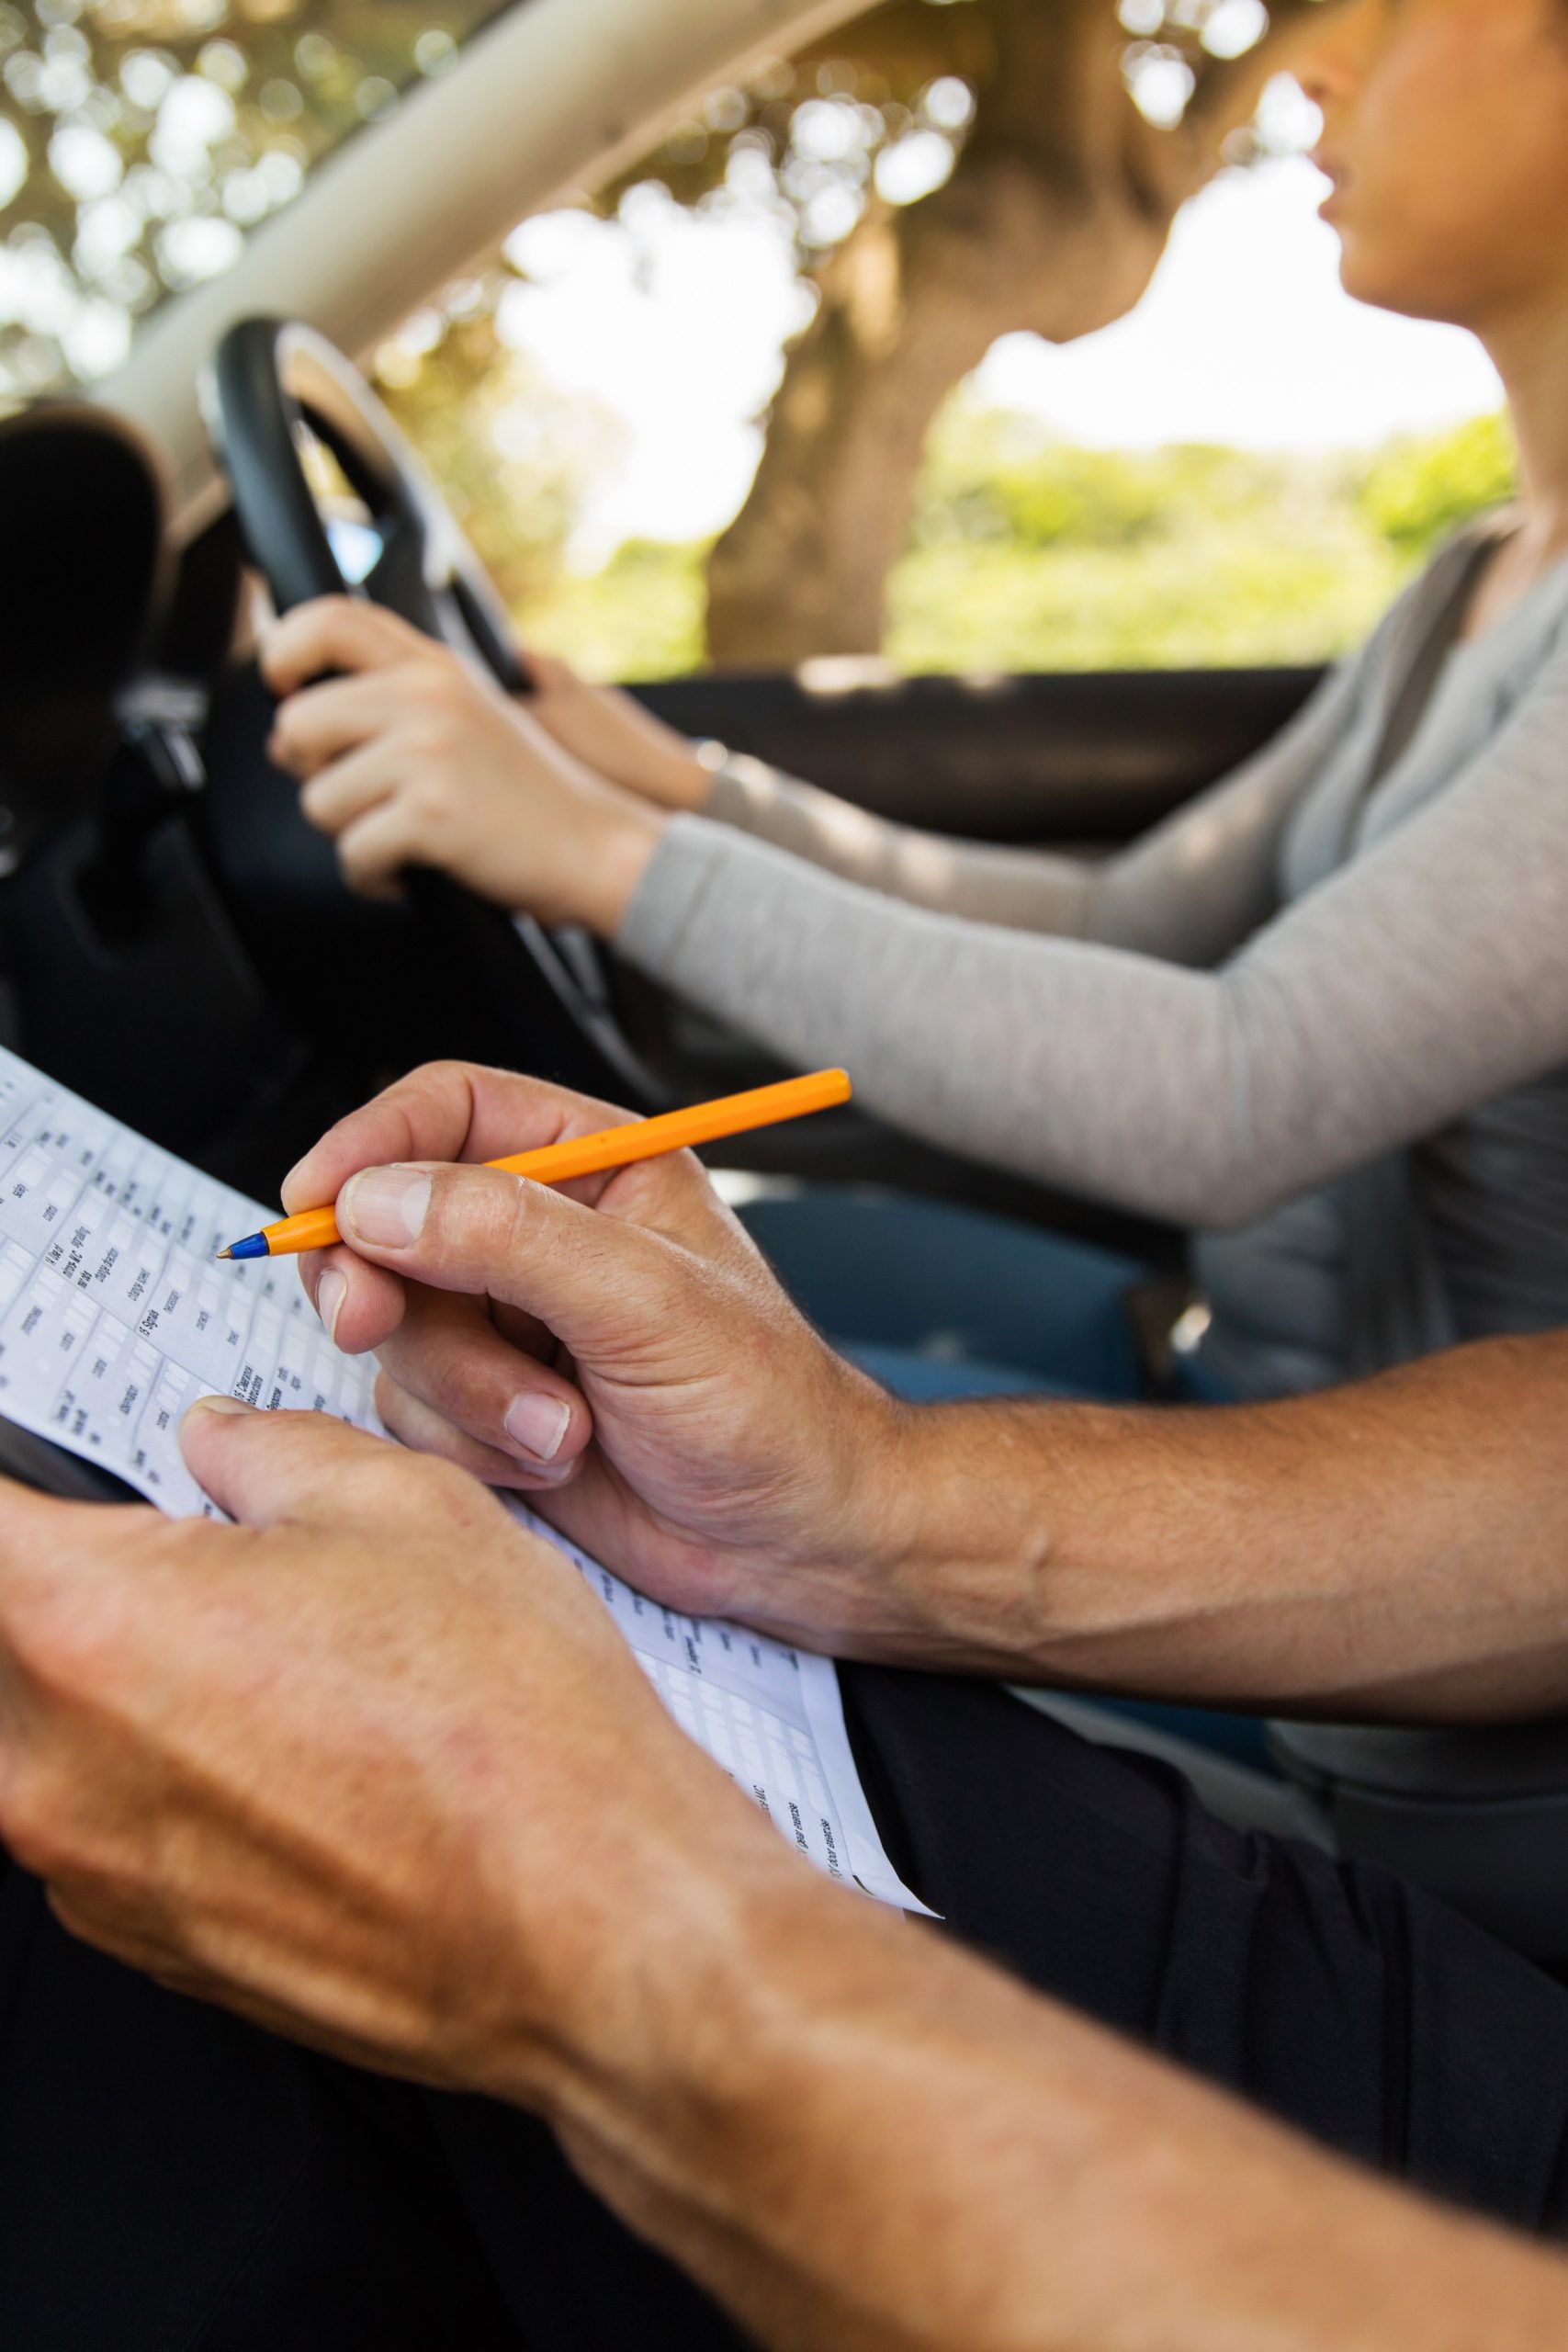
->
[265, 603, 1366, 967]
[289, 1062, 1568, 1728]
[2, 1408, 1564, 2352]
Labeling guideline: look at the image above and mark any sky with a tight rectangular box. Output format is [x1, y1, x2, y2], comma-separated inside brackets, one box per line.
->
[497, 152, 1505, 560]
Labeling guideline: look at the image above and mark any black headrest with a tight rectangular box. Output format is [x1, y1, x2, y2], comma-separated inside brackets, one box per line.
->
[0, 402, 168, 863]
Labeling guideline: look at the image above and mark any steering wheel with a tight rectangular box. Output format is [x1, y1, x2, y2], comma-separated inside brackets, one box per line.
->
[202, 315, 660, 1105]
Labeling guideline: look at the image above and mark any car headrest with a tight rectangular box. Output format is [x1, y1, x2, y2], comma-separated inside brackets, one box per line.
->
[0, 402, 170, 867]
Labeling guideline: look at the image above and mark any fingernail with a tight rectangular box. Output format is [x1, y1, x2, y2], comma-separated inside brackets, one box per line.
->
[504, 1392, 571, 1464]
[316, 1268, 347, 1341]
[339, 1167, 431, 1249]
[184, 1394, 254, 1422]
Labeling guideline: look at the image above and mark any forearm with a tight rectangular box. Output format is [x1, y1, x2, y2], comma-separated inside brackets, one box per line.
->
[705, 754, 1100, 933]
[690, 639, 1373, 965]
[617, 822, 1273, 1224]
[863, 1332, 1568, 1722]
[531, 1863, 1568, 2352]
[615, 824, 1375, 1233]
[618, 694, 1568, 1227]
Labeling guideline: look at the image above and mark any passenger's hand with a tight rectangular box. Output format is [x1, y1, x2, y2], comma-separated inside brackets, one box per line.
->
[262, 600, 665, 935]
[283, 1062, 933, 1656]
[0, 1404, 789, 2100]
[525, 650, 715, 813]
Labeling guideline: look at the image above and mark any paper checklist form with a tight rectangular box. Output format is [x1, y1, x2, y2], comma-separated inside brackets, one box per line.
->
[0, 1050, 376, 1516]
[518, 1510, 931, 1915]
[0, 1043, 930, 1914]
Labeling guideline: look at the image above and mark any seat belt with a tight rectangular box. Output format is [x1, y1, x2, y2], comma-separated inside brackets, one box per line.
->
[1337, 527, 1503, 1377]
[1133, 527, 1506, 1396]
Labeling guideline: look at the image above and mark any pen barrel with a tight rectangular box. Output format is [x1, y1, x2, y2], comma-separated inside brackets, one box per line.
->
[250, 1070, 852, 1259]
[490, 1070, 852, 1189]
[260, 1206, 344, 1257]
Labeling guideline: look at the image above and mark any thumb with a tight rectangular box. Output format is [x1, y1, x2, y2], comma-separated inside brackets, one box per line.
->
[335, 1160, 720, 1377]
[179, 1396, 416, 1529]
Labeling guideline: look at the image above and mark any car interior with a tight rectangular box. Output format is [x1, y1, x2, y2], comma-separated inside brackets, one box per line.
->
[5, 0, 1568, 1973]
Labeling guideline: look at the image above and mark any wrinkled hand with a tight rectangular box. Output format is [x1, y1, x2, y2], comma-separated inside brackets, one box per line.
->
[0, 1403, 781, 2103]
[262, 600, 664, 934]
[285, 1061, 928, 1654]
[525, 650, 714, 813]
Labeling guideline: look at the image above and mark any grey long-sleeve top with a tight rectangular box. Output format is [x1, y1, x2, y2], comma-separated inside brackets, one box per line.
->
[616, 528, 1568, 1398]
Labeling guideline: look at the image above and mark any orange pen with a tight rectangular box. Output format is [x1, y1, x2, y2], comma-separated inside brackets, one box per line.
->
[218, 1069, 853, 1261]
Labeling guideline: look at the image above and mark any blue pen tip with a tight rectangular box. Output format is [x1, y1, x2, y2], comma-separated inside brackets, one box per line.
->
[220, 1234, 270, 1261]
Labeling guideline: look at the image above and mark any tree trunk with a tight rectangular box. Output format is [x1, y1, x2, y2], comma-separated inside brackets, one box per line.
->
[705, 0, 1313, 668]
[706, 160, 1168, 665]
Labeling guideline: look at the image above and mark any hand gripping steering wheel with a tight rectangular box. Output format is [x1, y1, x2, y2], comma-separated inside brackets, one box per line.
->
[203, 315, 660, 1104]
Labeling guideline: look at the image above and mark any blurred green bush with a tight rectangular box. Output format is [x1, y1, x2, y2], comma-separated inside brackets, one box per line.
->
[490, 402, 1518, 680]
[1357, 412, 1517, 560]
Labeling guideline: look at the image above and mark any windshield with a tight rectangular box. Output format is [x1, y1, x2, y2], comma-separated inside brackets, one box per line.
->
[0, 0, 518, 399]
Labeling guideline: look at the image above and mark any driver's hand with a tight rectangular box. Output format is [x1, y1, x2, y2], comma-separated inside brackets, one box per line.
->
[0, 1404, 788, 2102]
[262, 599, 665, 937]
[283, 1061, 930, 1658]
[525, 650, 716, 814]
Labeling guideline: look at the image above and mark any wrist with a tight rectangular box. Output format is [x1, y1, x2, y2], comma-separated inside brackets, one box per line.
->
[581, 794, 669, 936]
[518, 1839, 889, 2188]
[481, 1775, 818, 2121]
[649, 739, 720, 814]
[821, 1378, 1060, 1670]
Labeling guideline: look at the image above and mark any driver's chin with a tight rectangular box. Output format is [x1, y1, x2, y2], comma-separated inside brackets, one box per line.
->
[1333, 228, 1463, 326]
[1328, 183, 1516, 329]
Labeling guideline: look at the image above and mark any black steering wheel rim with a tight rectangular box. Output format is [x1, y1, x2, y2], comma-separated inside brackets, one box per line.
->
[203, 314, 660, 1107]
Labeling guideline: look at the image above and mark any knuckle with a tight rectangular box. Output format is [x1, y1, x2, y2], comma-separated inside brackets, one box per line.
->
[389, 1443, 483, 1519]
[378, 1060, 474, 1132]
[371, 1364, 405, 1430]
[299, 777, 338, 829]
[411, 1058, 473, 1097]
[0, 1764, 75, 1880]
[4, 1576, 113, 1700]
[497, 1170, 536, 1267]
[412, 777, 453, 828]
[339, 833, 384, 886]
[428, 1165, 528, 1268]
[418, 1451, 476, 1502]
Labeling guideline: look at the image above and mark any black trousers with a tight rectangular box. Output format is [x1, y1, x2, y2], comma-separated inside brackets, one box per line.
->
[5, 1670, 1568, 2350]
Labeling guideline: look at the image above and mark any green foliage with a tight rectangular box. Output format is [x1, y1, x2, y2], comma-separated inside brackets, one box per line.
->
[884, 530, 1404, 673]
[514, 539, 709, 682]
[388, 334, 1516, 682]
[367, 1, 1355, 680]
[385, 313, 625, 616]
[0, 0, 513, 396]
[1358, 411, 1517, 561]
[910, 409, 1319, 558]
[875, 402, 1517, 673]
